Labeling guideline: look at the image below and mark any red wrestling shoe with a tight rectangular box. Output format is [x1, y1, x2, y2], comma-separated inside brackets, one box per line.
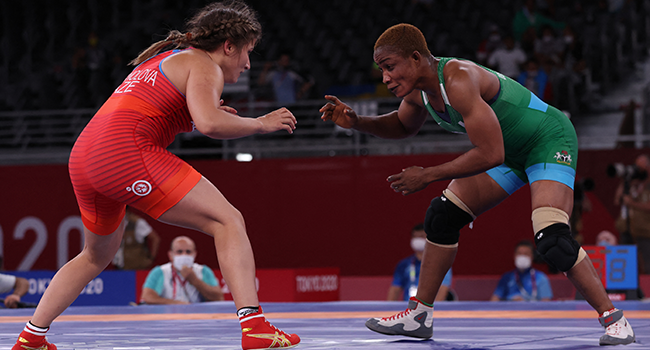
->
[239, 308, 300, 349]
[12, 322, 57, 350]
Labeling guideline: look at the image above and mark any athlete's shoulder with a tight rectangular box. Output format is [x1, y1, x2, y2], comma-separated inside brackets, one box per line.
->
[165, 48, 212, 67]
[443, 59, 480, 80]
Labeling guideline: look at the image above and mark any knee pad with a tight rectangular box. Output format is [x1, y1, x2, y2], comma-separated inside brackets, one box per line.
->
[424, 195, 474, 246]
[534, 223, 583, 272]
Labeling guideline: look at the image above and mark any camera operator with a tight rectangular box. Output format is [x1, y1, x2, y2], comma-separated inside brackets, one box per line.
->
[612, 154, 650, 274]
[571, 177, 594, 246]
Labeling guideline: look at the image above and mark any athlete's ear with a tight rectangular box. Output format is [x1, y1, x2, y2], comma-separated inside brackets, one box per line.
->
[223, 40, 236, 56]
[411, 51, 421, 62]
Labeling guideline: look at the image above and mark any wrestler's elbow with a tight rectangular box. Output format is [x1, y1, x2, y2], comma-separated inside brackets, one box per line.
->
[481, 146, 504, 168]
[192, 118, 230, 139]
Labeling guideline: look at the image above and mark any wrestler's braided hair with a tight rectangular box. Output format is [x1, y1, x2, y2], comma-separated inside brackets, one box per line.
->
[130, 0, 261, 66]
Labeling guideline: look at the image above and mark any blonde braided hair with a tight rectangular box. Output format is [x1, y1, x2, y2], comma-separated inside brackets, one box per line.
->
[130, 0, 261, 66]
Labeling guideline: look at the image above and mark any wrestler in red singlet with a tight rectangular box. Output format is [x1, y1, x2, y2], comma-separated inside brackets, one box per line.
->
[69, 49, 201, 235]
[14, 3, 301, 349]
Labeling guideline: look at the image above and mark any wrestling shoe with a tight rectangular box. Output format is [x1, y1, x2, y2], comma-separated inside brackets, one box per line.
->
[12, 322, 57, 350]
[365, 297, 433, 339]
[239, 307, 300, 349]
[598, 308, 635, 345]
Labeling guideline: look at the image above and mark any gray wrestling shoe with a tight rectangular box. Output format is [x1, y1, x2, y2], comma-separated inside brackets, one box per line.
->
[598, 309, 635, 346]
[365, 297, 433, 339]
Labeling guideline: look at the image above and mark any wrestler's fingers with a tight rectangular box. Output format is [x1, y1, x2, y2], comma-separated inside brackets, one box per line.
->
[324, 95, 343, 105]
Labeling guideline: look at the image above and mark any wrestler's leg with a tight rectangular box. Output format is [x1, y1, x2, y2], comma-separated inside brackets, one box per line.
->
[30, 222, 125, 327]
[366, 172, 510, 339]
[530, 180, 613, 314]
[157, 176, 257, 309]
[415, 172, 509, 304]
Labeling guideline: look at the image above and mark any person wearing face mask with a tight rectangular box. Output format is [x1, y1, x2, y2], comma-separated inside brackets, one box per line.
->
[596, 230, 618, 247]
[387, 223, 453, 302]
[476, 25, 504, 66]
[575, 230, 644, 301]
[141, 236, 223, 305]
[534, 25, 563, 69]
[517, 59, 549, 102]
[490, 240, 553, 302]
[487, 35, 527, 80]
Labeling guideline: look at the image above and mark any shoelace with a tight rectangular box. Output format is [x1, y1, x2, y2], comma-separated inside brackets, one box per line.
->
[265, 320, 284, 335]
[606, 321, 622, 336]
[382, 308, 411, 321]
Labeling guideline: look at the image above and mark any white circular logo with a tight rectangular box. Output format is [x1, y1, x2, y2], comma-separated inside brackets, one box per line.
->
[127, 180, 152, 196]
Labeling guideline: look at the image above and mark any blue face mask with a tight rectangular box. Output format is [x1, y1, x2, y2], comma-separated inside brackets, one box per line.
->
[598, 240, 610, 246]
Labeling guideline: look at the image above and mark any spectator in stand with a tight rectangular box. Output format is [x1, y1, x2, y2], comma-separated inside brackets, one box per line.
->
[614, 154, 650, 274]
[487, 35, 527, 80]
[387, 223, 453, 302]
[517, 59, 550, 102]
[571, 178, 594, 246]
[512, 0, 565, 43]
[519, 26, 539, 58]
[596, 230, 618, 246]
[534, 25, 564, 73]
[552, 24, 587, 114]
[140, 236, 223, 304]
[476, 25, 504, 66]
[574, 230, 645, 300]
[559, 25, 585, 73]
[257, 53, 313, 105]
[490, 240, 553, 301]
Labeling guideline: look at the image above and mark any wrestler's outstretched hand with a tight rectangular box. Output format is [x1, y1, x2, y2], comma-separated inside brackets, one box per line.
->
[257, 107, 297, 134]
[320, 95, 358, 129]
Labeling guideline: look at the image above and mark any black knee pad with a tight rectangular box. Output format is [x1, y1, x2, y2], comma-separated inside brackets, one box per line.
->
[424, 195, 474, 245]
[534, 223, 580, 272]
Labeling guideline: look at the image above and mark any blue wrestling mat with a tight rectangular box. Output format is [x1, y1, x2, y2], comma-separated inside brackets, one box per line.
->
[0, 300, 648, 349]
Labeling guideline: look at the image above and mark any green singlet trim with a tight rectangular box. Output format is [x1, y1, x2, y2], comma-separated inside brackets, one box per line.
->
[415, 297, 433, 307]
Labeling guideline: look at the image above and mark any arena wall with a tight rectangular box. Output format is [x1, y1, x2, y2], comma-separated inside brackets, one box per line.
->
[0, 149, 645, 276]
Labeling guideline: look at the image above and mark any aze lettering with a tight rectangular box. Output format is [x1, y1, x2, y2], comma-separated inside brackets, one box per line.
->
[114, 68, 158, 94]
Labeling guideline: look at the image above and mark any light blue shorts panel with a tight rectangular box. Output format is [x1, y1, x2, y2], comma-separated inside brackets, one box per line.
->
[486, 164, 526, 195]
[525, 163, 576, 190]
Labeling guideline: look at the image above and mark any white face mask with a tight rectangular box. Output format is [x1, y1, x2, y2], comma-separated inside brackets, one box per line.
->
[411, 237, 427, 252]
[173, 254, 195, 271]
[515, 255, 532, 270]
